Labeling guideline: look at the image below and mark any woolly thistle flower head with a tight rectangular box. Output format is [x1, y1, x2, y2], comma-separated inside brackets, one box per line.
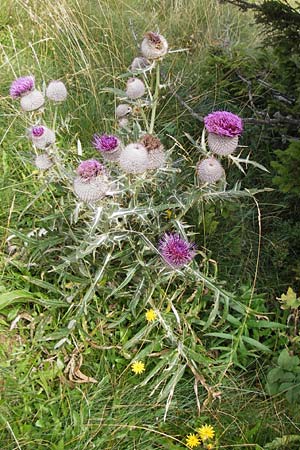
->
[197, 158, 224, 183]
[77, 159, 105, 180]
[46, 80, 67, 102]
[204, 111, 243, 137]
[10, 75, 35, 98]
[119, 142, 149, 174]
[92, 134, 120, 153]
[126, 77, 145, 99]
[141, 32, 168, 60]
[29, 125, 55, 149]
[158, 233, 196, 269]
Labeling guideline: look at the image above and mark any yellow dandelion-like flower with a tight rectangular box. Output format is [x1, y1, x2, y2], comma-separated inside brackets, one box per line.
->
[131, 361, 145, 375]
[185, 433, 200, 448]
[145, 309, 157, 322]
[197, 424, 215, 441]
[206, 444, 214, 450]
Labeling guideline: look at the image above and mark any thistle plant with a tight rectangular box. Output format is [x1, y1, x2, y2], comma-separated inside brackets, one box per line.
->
[7, 28, 270, 423]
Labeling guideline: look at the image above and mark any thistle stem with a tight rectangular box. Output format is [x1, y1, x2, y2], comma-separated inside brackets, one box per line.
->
[149, 61, 160, 135]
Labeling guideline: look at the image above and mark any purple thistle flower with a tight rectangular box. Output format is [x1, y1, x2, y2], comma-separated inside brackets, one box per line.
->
[158, 233, 196, 269]
[31, 125, 45, 137]
[10, 76, 35, 99]
[92, 134, 120, 153]
[204, 111, 243, 137]
[77, 159, 106, 180]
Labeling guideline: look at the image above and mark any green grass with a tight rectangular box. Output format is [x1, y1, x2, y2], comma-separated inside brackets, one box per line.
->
[1, 1, 300, 449]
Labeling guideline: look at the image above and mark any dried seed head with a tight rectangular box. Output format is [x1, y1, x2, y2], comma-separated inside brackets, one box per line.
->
[46, 80, 67, 102]
[141, 32, 168, 60]
[20, 89, 45, 111]
[126, 78, 145, 99]
[140, 134, 163, 152]
[140, 134, 166, 170]
[207, 133, 239, 156]
[119, 143, 149, 174]
[197, 157, 224, 183]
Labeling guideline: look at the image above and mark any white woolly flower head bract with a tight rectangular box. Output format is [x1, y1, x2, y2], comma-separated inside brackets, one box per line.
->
[46, 80, 67, 102]
[29, 125, 55, 149]
[119, 143, 149, 174]
[141, 32, 168, 60]
[207, 133, 239, 156]
[20, 89, 45, 111]
[34, 153, 53, 170]
[197, 157, 224, 183]
[126, 78, 145, 99]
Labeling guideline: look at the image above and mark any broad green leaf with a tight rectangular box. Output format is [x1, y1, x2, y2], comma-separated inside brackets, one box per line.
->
[242, 336, 271, 352]
[278, 348, 300, 370]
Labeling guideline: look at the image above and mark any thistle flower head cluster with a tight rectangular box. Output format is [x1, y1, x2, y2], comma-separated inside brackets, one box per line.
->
[204, 111, 243, 138]
[10, 75, 35, 98]
[92, 133, 122, 161]
[92, 134, 120, 153]
[141, 32, 168, 60]
[159, 233, 196, 269]
[76, 159, 105, 180]
[10, 75, 67, 112]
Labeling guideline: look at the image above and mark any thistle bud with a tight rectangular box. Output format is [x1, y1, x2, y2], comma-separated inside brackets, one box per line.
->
[116, 104, 132, 118]
[34, 153, 53, 170]
[126, 78, 145, 99]
[197, 157, 224, 183]
[119, 143, 149, 174]
[46, 80, 67, 102]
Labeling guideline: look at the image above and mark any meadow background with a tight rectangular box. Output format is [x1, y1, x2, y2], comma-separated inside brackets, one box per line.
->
[1, 0, 300, 449]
